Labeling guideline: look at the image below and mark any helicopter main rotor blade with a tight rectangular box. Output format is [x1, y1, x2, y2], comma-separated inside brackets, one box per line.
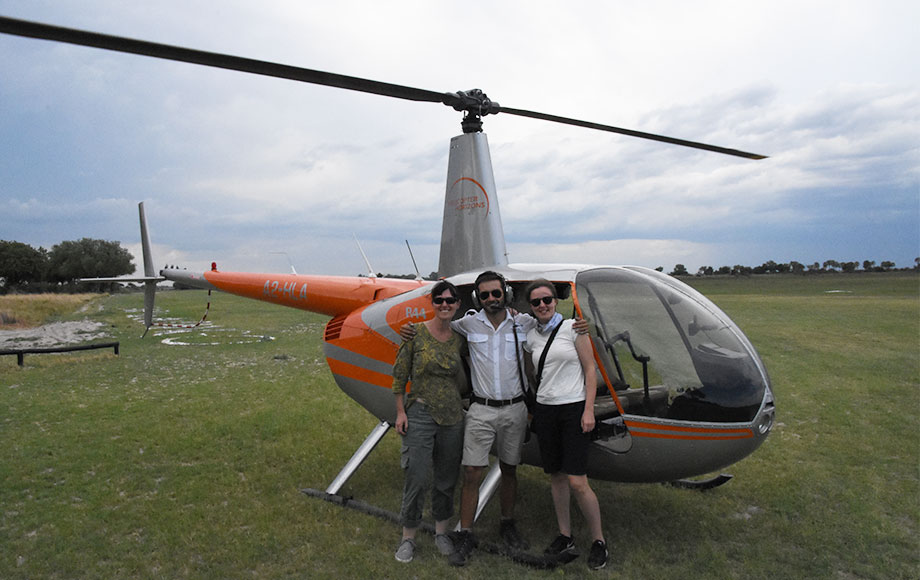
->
[0, 15, 767, 160]
[0, 16, 445, 104]
[498, 106, 767, 160]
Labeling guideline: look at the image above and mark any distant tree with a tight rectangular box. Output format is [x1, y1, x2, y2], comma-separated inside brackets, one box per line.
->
[654, 266, 664, 272]
[879, 261, 895, 271]
[717, 265, 731, 275]
[0, 240, 47, 290]
[823, 259, 840, 272]
[790, 261, 805, 275]
[915, 257, 919, 271]
[669, 264, 689, 276]
[754, 260, 779, 274]
[731, 264, 752, 276]
[697, 266, 713, 276]
[862, 260, 876, 272]
[840, 261, 858, 273]
[807, 262, 821, 273]
[47, 238, 134, 286]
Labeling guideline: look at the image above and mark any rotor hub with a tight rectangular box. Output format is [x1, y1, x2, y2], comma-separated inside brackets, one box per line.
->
[442, 89, 500, 133]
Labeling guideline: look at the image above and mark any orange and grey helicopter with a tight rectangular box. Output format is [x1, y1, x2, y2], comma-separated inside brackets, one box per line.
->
[1, 17, 774, 507]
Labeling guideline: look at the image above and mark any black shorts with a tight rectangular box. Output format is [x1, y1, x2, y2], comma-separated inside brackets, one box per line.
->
[532, 401, 591, 476]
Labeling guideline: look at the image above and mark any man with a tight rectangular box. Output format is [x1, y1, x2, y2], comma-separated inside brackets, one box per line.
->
[447, 271, 534, 566]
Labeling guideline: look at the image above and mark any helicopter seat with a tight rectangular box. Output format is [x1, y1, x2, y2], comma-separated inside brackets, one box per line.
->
[612, 385, 669, 415]
[593, 395, 621, 421]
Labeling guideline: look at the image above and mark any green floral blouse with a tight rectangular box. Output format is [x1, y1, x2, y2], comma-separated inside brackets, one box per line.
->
[392, 324, 467, 426]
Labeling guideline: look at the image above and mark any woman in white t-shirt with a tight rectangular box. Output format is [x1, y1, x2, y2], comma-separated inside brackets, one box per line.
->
[525, 279, 608, 570]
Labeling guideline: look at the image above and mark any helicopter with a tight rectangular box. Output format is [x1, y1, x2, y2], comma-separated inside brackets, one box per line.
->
[0, 15, 774, 512]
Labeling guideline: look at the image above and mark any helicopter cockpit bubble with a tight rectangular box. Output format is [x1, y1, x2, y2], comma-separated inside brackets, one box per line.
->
[574, 267, 770, 423]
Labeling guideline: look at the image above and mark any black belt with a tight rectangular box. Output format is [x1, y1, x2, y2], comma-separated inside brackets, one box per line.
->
[471, 394, 525, 408]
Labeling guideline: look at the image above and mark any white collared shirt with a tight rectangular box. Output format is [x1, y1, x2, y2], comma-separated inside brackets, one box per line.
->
[452, 309, 536, 400]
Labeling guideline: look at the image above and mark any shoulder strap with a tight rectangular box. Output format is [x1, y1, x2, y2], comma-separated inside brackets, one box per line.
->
[535, 323, 562, 387]
[512, 319, 528, 395]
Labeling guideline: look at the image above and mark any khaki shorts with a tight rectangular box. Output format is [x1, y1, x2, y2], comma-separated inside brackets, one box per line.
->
[462, 401, 529, 467]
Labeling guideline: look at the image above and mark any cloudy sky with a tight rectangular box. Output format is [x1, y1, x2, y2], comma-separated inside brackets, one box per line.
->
[1, 1, 917, 277]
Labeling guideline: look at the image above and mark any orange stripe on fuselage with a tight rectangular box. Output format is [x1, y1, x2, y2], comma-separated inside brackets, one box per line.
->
[625, 420, 754, 440]
[327, 357, 394, 390]
[202, 270, 425, 318]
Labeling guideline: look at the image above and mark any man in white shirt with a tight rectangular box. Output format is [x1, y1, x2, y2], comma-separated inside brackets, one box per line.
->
[448, 271, 534, 566]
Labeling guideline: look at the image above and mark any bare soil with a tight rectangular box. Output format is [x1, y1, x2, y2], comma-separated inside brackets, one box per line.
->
[0, 320, 108, 349]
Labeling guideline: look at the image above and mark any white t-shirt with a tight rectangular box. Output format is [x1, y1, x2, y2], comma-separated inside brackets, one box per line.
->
[526, 319, 586, 405]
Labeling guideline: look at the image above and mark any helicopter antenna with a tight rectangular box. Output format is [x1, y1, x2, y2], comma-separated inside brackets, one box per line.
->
[353, 234, 376, 278]
[270, 252, 297, 275]
[405, 240, 422, 281]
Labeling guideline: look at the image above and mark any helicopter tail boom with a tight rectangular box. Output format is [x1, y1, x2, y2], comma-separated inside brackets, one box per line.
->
[165, 268, 425, 319]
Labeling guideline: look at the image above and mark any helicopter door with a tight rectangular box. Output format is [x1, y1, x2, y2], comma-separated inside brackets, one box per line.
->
[574, 267, 768, 423]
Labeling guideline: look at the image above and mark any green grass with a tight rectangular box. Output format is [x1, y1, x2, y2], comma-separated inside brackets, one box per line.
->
[0, 294, 101, 327]
[1, 274, 918, 579]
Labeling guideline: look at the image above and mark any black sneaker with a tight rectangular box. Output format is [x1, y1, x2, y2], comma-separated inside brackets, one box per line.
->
[499, 518, 530, 551]
[544, 533, 578, 564]
[587, 539, 608, 570]
[448, 530, 476, 567]
[544, 534, 577, 555]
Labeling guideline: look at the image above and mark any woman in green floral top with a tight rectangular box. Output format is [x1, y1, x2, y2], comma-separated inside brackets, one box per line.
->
[392, 280, 467, 563]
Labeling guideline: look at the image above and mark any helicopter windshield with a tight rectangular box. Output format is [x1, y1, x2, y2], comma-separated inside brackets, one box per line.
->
[575, 267, 768, 423]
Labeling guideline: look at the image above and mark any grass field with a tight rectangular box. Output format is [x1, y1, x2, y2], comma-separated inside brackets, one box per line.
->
[1, 273, 917, 579]
[0, 294, 99, 327]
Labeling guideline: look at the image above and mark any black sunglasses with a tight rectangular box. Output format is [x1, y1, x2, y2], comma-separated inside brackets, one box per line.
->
[529, 296, 555, 307]
[433, 296, 458, 305]
[480, 289, 503, 299]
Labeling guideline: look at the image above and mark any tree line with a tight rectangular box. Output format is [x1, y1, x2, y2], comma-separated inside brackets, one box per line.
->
[2, 238, 916, 294]
[667, 258, 919, 277]
[0, 239, 134, 294]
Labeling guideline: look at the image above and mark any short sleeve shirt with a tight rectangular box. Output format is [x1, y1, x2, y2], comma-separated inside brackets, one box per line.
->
[451, 309, 536, 400]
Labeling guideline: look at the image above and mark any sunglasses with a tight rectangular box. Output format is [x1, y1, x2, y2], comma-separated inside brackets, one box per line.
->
[529, 296, 555, 307]
[479, 289, 504, 299]
[432, 296, 458, 305]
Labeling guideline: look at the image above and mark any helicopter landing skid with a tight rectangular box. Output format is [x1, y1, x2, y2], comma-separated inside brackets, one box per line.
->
[300, 487, 562, 569]
[300, 421, 564, 569]
[667, 473, 733, 490]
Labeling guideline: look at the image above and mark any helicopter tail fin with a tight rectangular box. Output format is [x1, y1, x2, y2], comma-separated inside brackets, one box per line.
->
[77, 201, 164, 336]
[437, 132, 508, 277]
[138, 202, 157, 334]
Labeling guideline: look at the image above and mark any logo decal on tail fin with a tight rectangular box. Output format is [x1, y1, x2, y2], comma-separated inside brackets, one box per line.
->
[450, 177, 490, 214]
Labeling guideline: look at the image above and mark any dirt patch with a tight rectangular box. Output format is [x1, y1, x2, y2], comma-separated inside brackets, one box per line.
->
[0, 320, 109, 350]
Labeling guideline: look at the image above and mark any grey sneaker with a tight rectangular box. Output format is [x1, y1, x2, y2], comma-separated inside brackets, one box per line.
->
[395, 538, 415, 563]
[499, 518, 530, 551]
[435, 533, 455, 556]
[587, 539, 608, 570]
